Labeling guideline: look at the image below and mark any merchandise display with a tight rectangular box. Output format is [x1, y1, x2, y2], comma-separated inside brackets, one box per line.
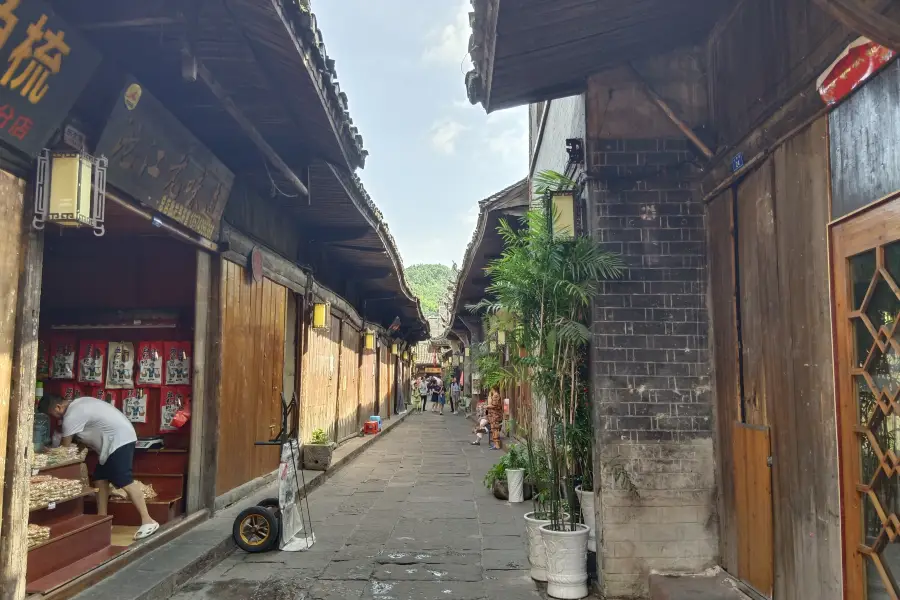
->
[29, 476, 84, 510]
[27, 524, 51, 549]
[77, 340, 106, 385]
[160, 387, 191, 433]
[49, 336, 76, 380]
[32, 446, 88, 470]
[136, 341, 163, 386]
[164, 342, 191, 386]
[110, 479, 157, 500]
[121, 388, 148, 423]
[106, 341, 135, 389]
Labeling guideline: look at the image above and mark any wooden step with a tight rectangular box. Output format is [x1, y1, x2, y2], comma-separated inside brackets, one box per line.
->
[27, 514, 114, 582]
[26, 545, 127, 594]
[131, 473, 185, 498]
[85, 494, 183, 526]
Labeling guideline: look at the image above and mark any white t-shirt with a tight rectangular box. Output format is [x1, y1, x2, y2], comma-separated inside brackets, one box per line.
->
[62, 397, 138, 464]
[418, 380, 428, 395]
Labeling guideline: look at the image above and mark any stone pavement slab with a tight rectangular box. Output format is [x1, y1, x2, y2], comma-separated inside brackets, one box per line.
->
[165, 412, 554, 599]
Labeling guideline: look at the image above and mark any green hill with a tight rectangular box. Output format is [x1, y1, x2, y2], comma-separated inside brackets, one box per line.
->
[405, 263, 454, 317]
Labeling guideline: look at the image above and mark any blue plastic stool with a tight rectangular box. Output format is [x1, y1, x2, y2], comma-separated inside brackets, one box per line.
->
[369, 415, 383, 431]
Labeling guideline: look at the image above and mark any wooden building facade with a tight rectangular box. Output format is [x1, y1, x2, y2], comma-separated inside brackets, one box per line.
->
[0, 1, 426, 598]
[465, 1, 900, 598]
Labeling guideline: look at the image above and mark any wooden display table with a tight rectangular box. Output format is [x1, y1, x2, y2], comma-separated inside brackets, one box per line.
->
[26, 460, 127, 594]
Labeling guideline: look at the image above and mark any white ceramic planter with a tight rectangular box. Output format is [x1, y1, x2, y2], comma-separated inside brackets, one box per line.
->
[575, 485, 596, 552]
[524, 511, 551, 581]
[539, 523, 590, 599]
[507, 469, 525, 503]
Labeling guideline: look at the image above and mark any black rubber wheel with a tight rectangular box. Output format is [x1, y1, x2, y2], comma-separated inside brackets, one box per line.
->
[257, 497, 280, 515]
[233, 506, 279, 553]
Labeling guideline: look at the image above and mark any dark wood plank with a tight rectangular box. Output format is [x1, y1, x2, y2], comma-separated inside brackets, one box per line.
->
[771, 117, 841, 599]
[707, 192, 739, 574]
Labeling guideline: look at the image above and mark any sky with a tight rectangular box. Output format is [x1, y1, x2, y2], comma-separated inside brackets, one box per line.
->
[313, 0, 528, 267]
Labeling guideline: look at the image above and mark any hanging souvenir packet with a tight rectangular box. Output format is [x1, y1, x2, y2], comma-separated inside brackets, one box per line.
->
[106, 341, 135, 389]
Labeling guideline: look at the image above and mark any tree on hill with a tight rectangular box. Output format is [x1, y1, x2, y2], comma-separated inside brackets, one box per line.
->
[405, 263, 455, 317]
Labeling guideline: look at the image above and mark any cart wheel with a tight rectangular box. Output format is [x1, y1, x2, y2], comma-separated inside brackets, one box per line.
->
[233, 506, 279, 553]
[257, 497, 280, 515]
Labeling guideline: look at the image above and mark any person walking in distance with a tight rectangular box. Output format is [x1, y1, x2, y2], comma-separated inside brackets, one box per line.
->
[450, 379, 461, 415]
[418, 376, 429, 412]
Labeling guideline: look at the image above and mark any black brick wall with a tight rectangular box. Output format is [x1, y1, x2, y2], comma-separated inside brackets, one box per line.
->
[587, 138, 711, 443]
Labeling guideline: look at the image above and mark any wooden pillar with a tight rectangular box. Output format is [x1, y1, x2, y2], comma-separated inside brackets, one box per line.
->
[188, 250, 219, 513]
[0, 175, 40, 600]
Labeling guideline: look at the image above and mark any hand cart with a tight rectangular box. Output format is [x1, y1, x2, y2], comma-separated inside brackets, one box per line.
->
[232, 393, 314, 553]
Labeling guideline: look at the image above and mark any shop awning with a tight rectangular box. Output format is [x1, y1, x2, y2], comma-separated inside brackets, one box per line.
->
[446, 179, 528, 340]
[52, 0, 428, 341]
[465, 0, 736, 112]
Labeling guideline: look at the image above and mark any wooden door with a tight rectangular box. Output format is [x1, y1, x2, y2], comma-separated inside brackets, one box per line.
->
[733, 424, 774, 596]
[832, 195, 900, 599]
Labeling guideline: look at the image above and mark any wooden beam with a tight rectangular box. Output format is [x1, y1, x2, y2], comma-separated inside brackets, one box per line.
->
[628, 64, 714, 159]
[812, 0, 900, 50]
[0, 194, 41, 600]
[308, 226, 371, 243]
[79, 17, 179, 30]
[195, 62, 309, 198]
[330, 243, 385, 253]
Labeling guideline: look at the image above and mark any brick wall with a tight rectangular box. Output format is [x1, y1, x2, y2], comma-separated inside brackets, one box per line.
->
[587, 138, 717, 599]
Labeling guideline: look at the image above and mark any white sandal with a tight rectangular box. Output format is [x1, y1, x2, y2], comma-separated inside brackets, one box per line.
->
[134, 521, 160, 540]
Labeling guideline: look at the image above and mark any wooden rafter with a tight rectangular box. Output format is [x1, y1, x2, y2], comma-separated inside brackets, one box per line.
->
[813, 0, 900, 51]
[195, 61, 310, 198]
[628, 64, 714, 160]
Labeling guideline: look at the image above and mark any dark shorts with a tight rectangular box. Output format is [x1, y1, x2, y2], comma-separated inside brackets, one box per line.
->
[94, 442, 136, 488]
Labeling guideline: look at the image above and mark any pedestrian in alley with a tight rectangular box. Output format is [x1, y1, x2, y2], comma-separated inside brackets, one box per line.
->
[471, 416, 490, 445]
[450, 379, 461, 414]
[430, 377, 441, 413]
[418, 376, 429, 412]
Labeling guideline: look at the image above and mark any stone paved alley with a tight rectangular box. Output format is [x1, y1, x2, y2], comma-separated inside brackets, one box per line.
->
[171, 413, 546, 600]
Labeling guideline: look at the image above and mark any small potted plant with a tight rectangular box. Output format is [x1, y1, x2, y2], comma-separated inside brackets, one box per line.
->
[483, 444, 531, 501]
[303, 428, 334, 471]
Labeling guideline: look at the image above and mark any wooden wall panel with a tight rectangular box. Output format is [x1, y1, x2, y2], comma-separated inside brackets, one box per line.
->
[216, 261, 286, 495]
[708, 0, 848, 148]
[378, 346, 390, 420]
[707, 191, 739, 574]
[359, 350, 376, 424]
[736, 161, 778, 427]
[299, 313, 340, 443]
[830, 60, 900, 219]
[336, 322, 361, 442]
[770, 118, 841, 599]
[725, 117, 840, 600]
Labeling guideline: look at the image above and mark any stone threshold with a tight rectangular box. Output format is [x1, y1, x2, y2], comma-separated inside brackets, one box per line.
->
[47, 411, 412, 600]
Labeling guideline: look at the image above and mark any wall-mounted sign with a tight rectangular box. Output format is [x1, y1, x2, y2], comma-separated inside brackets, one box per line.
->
[731, 152, 745, 173]
[0, 0, 99, 157]
[424, 367, 441, 374]
[249, 246, 263, 283]
[96, 76, 234, 240]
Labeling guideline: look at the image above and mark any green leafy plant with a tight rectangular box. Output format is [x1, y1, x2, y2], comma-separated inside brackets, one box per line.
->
[310, 428, 329, 445]
[469, 170, 624, 530]
[483, 443, 528, 490]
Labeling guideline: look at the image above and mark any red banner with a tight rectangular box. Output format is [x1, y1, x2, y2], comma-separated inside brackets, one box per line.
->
[818, 38, 895, 105]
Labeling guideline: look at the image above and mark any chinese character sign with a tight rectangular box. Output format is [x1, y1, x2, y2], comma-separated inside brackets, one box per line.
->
[96, 76, 234, 240]
[0, 0, 99, 156]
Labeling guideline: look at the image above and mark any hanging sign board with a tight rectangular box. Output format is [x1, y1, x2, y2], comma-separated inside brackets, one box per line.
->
[96, 76, 234, 240]
[424, 367, 441, 374]
[0, 1, 100, 157]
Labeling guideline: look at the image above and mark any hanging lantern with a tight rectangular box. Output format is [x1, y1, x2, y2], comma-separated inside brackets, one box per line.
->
[312, 302, 330, 329]
[489, 341, 497, 352]
[465, 347, 470, 357]
[402, 351, 408, 360]
[497, 330, 506, 346]
[551, 190, 575, 239]
[33, 149, 108, 235]
[391, 342, 399, 355]
[364, 331, 376, 351]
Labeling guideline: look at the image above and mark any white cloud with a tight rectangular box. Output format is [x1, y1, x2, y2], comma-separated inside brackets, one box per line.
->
[422, 0, 470, 66]
[429, 118, 468, 155]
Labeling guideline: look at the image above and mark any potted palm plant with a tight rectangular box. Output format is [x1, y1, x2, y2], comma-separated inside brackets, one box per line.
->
[471, 170, 622, 598]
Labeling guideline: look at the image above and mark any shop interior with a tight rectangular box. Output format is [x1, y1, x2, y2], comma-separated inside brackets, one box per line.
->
[27, 199, 196, 594]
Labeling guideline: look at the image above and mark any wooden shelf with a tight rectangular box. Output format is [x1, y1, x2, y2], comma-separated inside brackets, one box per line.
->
[34, 457, 84, 473]
[26, 546, 127, 594]
[30, 488, 95, 513]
